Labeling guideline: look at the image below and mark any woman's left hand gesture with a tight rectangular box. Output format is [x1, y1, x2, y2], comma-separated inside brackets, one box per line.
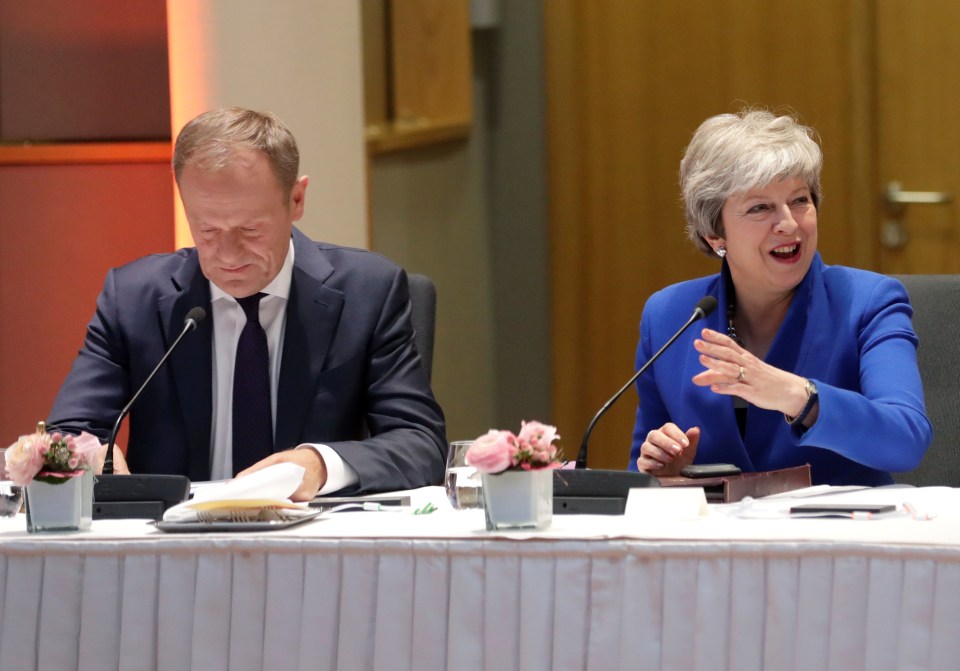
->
[691, 328, 813, 421]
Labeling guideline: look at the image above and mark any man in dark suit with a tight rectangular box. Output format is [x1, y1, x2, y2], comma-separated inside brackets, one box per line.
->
[48, 107, 446, 500]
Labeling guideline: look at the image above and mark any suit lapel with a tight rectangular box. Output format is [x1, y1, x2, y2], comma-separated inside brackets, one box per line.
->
[275, 230, 344, 451]
[158, 254, 213, 480]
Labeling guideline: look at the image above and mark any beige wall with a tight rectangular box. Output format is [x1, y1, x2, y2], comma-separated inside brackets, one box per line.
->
[370, 3, 551, 444]
[166, 0, 368, 249]
[371, 134, 498, 442]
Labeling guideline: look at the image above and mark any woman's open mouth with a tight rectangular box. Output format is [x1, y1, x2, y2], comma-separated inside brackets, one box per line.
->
[770, 242, 800, 260]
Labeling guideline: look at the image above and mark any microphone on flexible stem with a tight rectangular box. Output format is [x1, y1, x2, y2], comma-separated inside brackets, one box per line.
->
[102, 307, 206, 474]
[554, 296, 718, 515]
[94, 307, 206, 520]
[575, 295, 718, 468]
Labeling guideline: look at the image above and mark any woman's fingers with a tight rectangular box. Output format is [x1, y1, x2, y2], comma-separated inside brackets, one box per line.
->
[638, 424, 690, 472]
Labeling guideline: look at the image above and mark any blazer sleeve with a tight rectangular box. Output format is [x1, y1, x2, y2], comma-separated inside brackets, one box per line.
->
[322, 269, 447, 493]
[799, 277, 932, 472]
[47, 268, 132, 442]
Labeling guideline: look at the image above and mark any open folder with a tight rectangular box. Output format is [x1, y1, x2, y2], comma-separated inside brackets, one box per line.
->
[656, 464, 812, 503]
[162, 462, 309, 522]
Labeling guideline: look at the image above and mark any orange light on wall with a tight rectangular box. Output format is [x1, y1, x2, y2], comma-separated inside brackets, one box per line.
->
[166, 0, 217, 250]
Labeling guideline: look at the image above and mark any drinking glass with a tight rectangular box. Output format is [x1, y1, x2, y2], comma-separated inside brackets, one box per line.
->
[445, 440, 483, 509]
[0, 449, 24, 518]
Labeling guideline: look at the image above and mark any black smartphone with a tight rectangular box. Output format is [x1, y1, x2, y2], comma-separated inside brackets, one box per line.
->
[789, 503, 896, 516]
[679, 463, 742, 478]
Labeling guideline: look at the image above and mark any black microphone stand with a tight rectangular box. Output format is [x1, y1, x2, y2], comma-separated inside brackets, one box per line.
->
[575, 301, 713, 468]
[555, 297, 716, 514]
[94, 309, 205, 520]
[102, 313, 201, 474]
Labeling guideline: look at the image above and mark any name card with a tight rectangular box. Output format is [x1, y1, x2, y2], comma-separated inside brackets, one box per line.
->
[625, 487, 708, 521]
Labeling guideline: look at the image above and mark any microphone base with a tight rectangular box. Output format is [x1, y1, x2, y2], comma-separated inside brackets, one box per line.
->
[93, 474, 190, 520]
[94, 500, 167, 520]
[553, 469, 659, 515]
[554, 495, 628, 515]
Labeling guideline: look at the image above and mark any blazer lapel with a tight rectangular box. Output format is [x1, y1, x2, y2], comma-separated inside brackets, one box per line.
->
[158, 255, 213, 480]
[275, 230, 343, 451]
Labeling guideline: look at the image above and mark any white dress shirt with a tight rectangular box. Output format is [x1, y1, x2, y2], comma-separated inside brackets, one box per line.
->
[208, 239, 357, 493]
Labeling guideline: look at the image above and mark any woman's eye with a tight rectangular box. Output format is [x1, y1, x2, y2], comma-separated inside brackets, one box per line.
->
[792, 196, 810, 206]
[746, 204, 770, 215]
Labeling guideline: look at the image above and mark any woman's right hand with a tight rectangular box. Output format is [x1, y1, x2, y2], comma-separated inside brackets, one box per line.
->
[637, 423, 700, 476]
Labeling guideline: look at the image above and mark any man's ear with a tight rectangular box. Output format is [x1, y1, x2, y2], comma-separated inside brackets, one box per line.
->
[290, 175, 309, 222]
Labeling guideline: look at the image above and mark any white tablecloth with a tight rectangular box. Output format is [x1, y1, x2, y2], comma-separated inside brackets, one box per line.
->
[1, 485, 959, 671]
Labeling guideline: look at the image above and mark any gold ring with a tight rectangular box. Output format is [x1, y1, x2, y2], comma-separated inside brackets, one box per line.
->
[737, 366, 745, 383]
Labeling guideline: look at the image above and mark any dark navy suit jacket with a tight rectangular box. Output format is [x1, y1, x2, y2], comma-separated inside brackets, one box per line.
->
[628, 254, 932, 486]
[49, 228, 447, 492]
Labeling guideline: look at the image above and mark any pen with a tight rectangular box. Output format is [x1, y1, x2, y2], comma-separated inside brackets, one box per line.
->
[309, 496, 409, 509]
[320, 502, 409, 513]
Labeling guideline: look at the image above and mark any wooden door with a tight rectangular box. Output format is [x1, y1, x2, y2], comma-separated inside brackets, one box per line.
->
[876, 2, 960, 273]
[545, 1, 879, 469]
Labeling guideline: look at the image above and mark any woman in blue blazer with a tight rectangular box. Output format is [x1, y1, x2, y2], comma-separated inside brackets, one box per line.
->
[629, 109, 931, 486]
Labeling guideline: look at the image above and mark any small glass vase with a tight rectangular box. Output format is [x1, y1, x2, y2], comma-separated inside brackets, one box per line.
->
[26, 474, 87, 533]
[481, 469, 553, 531]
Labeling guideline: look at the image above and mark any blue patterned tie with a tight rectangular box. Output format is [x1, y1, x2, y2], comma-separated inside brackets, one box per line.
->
[232, 293, 273, 474]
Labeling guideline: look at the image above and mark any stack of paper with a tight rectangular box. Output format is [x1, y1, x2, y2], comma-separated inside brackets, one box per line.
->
[163, 462, 310, 522]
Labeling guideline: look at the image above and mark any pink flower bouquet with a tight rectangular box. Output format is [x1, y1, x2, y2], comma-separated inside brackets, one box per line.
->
[5, 429, 100, 486]
[465, 421, 562, 474]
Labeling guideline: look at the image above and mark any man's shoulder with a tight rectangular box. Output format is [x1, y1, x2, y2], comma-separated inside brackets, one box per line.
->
[112, 247, 196, 277]
[313, 242, 400, 272]
[294, 233, 405, 288]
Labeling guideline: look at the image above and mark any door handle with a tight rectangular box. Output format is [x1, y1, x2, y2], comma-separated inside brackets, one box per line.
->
[880, 182, 953, 250]
[884, 181, 952, 205]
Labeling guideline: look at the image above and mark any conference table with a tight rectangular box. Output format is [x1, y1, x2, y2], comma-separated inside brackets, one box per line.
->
[1, 484, 958, 671]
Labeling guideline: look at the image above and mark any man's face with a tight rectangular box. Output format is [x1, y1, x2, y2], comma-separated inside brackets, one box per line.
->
[179, 150, 307, 298]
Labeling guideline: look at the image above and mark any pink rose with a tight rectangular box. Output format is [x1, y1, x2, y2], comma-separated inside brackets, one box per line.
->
[72, 431, 102, 470]
[532, 444, 558, 464]
[517, 421, 559, 451]
[5, 434, 47, 486]
[465, 430, 517, 474]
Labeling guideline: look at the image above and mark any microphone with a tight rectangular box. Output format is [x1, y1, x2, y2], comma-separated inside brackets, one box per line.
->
[94, 307, 206, 520]
[554, 296, 717, 515]
[102, 307, 206, 473]
[575, 295, 717, 468]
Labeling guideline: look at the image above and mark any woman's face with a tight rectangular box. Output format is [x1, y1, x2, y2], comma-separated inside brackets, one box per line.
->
[710, 176, 818, 298]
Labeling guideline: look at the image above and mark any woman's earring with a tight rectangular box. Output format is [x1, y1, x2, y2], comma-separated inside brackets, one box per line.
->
[715, 246, 727, 258]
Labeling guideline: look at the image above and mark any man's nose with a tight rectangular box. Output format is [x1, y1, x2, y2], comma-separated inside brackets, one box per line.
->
[218, 230, 243, 258]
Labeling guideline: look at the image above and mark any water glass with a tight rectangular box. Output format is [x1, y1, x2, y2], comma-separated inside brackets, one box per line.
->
[0, 449, 24, 518]
[445, 440, 483, 509]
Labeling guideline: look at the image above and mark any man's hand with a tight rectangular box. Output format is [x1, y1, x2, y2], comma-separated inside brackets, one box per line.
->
[236, 448, 328, 501]
[95, 443, 131, 475]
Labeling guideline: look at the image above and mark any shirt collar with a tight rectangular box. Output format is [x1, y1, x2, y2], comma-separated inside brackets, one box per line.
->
[210, 238, 295, 303]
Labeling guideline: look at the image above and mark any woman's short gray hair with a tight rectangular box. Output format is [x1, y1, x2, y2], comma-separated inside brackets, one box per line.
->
[173, 107, 300, 197]
[680, 109, 823, 255]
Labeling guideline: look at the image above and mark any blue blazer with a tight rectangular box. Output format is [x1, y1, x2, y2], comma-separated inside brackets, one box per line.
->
[628, 254, 931, 485]
[49, 228, 447, 492]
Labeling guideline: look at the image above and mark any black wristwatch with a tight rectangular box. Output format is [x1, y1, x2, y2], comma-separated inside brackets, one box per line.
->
[785, 378, 818, 426]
